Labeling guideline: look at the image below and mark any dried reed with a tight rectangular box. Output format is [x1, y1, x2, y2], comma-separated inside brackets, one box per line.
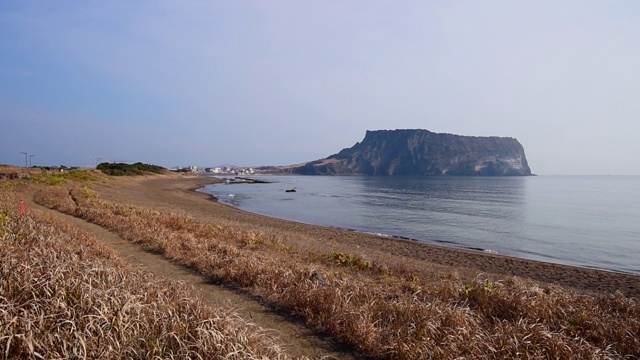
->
[0, 189, 296, 359]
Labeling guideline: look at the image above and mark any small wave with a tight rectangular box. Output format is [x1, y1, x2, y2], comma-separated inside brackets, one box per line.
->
[376, 233, 392, 237]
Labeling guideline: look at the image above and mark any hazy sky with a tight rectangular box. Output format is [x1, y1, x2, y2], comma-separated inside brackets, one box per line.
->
[2, 1, 639, 175]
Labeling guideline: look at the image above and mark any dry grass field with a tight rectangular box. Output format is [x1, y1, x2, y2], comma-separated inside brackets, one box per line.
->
[2, 167, 639, 359]
[0, 187, 293, 359]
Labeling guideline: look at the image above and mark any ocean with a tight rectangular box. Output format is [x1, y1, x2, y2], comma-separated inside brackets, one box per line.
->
[198, 175, 640, 275]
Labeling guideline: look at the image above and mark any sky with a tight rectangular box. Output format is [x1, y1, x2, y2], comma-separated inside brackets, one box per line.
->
[1, 1, 639, 175]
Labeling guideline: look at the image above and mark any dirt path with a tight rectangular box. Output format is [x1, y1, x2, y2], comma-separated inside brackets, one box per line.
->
[28, 200, 358, 360]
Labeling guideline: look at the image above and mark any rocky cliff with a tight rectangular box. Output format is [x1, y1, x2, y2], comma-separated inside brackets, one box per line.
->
[285, 129, 532, 176]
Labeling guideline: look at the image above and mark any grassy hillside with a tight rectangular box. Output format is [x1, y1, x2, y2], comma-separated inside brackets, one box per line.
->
[97, 162, 165, 176]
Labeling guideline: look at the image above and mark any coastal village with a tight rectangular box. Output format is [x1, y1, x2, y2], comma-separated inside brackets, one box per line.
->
[173, 165, 278, 176]
[173, 165, 254, 175]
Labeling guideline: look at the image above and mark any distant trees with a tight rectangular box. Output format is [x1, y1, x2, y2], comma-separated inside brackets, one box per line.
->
[97, 162, 165, 176]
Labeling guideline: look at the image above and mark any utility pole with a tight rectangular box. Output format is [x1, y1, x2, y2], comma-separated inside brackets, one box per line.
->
[29, 154, 35, 167]
[20, 152, 27, 168]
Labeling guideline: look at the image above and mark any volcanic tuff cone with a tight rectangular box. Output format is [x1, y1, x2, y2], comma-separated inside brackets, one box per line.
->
[284, 129, 532, 176]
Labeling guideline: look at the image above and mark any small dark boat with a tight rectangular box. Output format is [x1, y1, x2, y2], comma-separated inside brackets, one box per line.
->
[285, 189, 296, 193]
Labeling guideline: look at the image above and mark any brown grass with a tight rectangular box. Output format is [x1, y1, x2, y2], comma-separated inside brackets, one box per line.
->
[0, 189, 296, 359]
[27, 184, 640, 359]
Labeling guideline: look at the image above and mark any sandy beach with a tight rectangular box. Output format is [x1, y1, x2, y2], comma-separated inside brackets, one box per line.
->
[90, 173, 640, 299]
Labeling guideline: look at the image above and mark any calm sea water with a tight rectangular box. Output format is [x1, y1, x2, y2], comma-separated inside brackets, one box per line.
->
[198, 175, 640, 275]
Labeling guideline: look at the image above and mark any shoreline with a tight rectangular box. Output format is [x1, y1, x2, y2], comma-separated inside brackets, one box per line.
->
[91, 174, 640, 298]
[196, 176, 639, 277]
